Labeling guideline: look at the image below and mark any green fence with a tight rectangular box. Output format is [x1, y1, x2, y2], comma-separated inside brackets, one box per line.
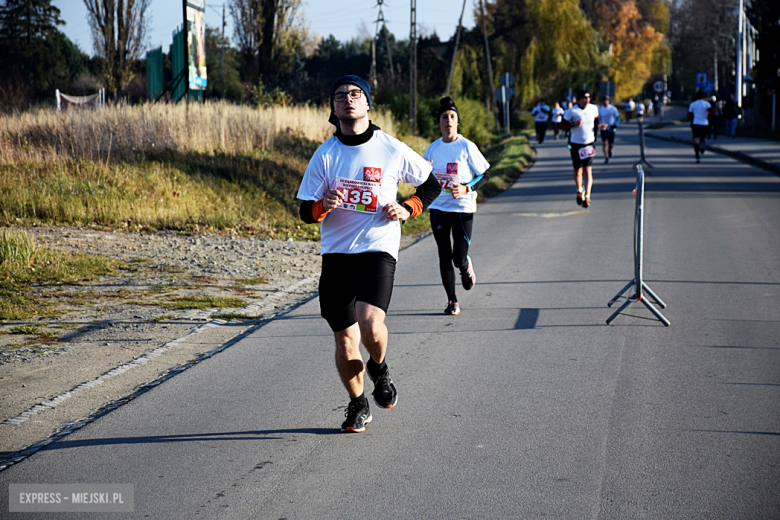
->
[146, 46, 163, 101]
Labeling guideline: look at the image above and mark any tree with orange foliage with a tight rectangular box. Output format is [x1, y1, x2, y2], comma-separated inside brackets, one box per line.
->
[599, 0, 663, 101]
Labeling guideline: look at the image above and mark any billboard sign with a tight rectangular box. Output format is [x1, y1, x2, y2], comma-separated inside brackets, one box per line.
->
[186, 0, 207, 90]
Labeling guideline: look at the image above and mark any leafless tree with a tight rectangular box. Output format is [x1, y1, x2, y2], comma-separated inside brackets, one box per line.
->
[230, 0, 278, 83]
[85, 0, 150, 96]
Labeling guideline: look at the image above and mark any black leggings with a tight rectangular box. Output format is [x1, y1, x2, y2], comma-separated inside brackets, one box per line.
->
[430, 209, 474, 302]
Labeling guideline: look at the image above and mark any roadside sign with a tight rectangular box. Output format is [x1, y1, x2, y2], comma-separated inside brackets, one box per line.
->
[495, 86, 515, 103]
[696, 73, 708, 89]
[703, 79, 715, 92]
[499, 73, 515, 87]
[600, 81, 615, 98]
[653, 80, 664, 93]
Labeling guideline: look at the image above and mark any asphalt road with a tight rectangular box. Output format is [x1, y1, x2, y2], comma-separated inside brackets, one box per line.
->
[2, 121, 779, 519]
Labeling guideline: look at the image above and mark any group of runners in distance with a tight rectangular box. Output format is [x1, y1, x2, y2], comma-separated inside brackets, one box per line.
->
[532, 89, 622, 209]
[296, 74, 696, 433]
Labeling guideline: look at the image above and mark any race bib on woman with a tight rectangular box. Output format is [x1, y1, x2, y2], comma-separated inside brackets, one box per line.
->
[578, 145, 596, 160]
[335, 177, 380, 213]
[435, 172, 457, 193]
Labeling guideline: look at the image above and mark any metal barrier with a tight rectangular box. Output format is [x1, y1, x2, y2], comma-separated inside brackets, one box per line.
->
[633, 121, 654, 170]
[606, 164, 670, 326]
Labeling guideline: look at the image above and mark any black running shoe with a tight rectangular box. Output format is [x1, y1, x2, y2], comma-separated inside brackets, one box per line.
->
[582, 195, 591, 208]
[341, 400, 372, 433]
[460, 256, 476, 290]
[576, 191, 584, 206]
[367, 362, 398, 409]
[444, 301, 461, 315]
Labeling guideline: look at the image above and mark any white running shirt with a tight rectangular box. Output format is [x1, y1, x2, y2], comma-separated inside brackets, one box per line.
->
[297, 130, 432, 259]
[552, 107, 564, 123]
[626, 100, 635, 112]
[424, 135, 490, 214]
[688, 99, 712, 126]
[564, 103, 600, 145]
[598, 104, 620, 126]
[636, 102, 645, 115]
[532, 104, 551, 122]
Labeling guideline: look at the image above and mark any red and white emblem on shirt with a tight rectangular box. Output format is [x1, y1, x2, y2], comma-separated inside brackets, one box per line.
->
[363, 167, 382, 182]
[446, 162, 458, 174]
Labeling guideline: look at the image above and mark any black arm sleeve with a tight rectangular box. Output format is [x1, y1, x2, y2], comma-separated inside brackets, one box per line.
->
[468, 169, 491, 191]
[299, 200, 316, 224]
[414, 173, 442, 211]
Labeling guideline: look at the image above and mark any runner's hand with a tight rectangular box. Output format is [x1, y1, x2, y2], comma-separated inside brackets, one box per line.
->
[323, 189, 345, 210]
[450, 183, 468, 199]
[382, 202, 411, 221]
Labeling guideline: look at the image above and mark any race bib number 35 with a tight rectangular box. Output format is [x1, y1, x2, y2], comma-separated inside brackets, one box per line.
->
[578, 145, 596, 160]
[335, 177, 380, 213]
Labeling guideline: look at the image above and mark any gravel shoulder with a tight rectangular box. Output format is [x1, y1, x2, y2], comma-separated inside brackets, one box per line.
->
[0, 226, 421, 467]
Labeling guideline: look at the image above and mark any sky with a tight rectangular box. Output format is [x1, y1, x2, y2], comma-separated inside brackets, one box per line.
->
[54, 0, 477, 56]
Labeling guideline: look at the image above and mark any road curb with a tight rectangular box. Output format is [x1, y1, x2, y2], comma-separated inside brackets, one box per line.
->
[645, 132, 780, 177]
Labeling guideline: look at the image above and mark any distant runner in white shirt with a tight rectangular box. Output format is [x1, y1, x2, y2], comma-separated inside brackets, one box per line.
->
[635, 101, 645, 121]
[424, 96, 490, 316]
[551, 102, 565, 140]
[531, 100, 551, 144]
[562, 89, 602, 208]
[687, 90, 714, 163]
[297, 75, 440, 433]
[625, 97, 635, 122]
[597, 96, 621, 163]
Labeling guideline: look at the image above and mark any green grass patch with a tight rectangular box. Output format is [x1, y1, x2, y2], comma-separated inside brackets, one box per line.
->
[0, 228, 117, 320]
[234, 276, 268, 285]
[159, 295, 247, 310]
[150, 314, 176, 322]
[479, 134, 533, 199]
[10, 324, 42, 335]
[212, 312, 257, 320]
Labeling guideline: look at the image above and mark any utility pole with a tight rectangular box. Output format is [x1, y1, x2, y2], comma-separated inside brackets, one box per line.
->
[480, 0, 498, 132]
[374, 1, 394, 81]
[183, 0, 189, 108]
[409, 0, 417, 135]
[371, 38, 377, 90]
[221, 4, 226, 99]
[446, 0, 467, 96]
[736, 0, 743, 108]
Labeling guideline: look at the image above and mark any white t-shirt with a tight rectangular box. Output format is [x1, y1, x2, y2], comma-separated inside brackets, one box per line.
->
[688, 99, 711, 126]
[636, 102, 645, 115]
[297, 130, 432, 259]
[552, 107, 564, 123]
[626, 100, 635, 112]
[531, 104, 551, 122]
[598, 104, 620, 126]
[424, 135, 490, 214]
[564, 103, 600, 145]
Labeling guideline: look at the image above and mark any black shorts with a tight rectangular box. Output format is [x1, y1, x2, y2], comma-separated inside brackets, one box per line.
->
[691, 124, 708, 140]
[600, 129, 615, 143]
[569, 142, 595, 169]
[319, 252, 396, 332]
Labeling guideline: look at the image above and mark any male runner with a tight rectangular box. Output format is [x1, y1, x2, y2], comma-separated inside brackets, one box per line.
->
[598, 96, 620, 164]
[563, 89, 601, 208]
[297, 75, 440, 433]
[688, 90, 713, 163]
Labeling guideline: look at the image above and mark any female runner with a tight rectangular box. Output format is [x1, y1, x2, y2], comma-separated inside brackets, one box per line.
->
[424, 97, 491, 315]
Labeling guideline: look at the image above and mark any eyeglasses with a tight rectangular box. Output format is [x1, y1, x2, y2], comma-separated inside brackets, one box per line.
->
[333, 90, 363, 102]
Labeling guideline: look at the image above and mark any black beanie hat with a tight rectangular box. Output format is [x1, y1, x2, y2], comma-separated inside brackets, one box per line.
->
[328, 75, 372, 126]
[436, 96, 459, 122]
